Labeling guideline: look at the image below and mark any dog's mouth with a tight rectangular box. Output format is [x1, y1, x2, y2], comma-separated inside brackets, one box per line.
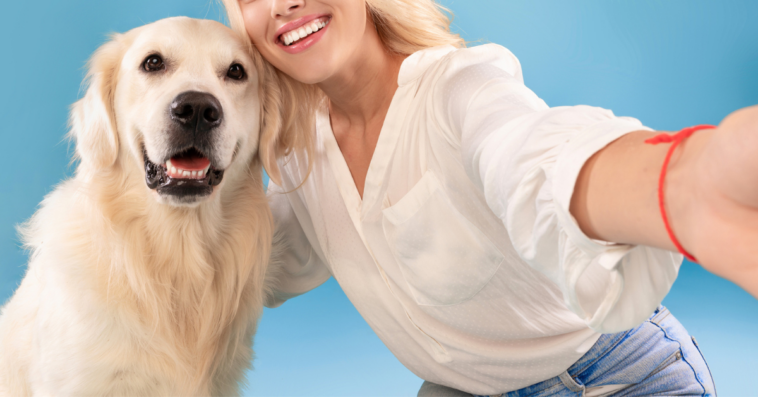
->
[144, 147, 224, 199]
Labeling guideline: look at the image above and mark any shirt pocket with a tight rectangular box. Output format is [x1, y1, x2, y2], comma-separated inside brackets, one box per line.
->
[381, 171, 504, 306]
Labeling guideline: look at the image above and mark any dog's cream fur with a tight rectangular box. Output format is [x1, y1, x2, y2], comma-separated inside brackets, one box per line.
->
[0, 17, 288, 396]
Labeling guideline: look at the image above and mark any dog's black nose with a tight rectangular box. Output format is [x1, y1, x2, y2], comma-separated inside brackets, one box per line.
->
[170, 91, 223, 133]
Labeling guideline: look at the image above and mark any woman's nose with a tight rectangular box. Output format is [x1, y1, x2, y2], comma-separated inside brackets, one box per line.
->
[272, 0, 304, 18]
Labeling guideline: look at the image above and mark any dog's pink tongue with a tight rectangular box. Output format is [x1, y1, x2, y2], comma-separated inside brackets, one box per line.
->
[170, 155, 210, 171]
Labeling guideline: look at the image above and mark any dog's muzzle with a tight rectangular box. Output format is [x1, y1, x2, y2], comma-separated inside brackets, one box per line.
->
[143, 91, 228, 201]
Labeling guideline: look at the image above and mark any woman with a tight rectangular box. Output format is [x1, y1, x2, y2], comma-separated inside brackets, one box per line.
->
[223, 0, 756, 395]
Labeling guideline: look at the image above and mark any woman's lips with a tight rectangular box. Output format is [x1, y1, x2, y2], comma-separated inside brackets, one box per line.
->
[280, 17, 329, 45]
[276, 15, 331, 54]
[275, 13, 330, 38]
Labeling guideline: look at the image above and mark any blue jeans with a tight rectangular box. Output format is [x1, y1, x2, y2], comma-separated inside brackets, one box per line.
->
[419, 306, 716, 397]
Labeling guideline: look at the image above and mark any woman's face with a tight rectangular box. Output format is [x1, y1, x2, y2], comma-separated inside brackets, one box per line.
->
[239, 0, 371, 84]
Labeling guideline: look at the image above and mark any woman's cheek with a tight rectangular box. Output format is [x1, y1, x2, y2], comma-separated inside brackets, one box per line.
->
[241, 7, 269, 51]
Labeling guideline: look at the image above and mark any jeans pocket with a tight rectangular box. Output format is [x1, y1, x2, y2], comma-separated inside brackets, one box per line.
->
[647, 350, 682, 378]
[648, 309, 715, 396]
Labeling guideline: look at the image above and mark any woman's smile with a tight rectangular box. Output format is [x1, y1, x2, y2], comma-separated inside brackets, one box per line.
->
[276, 14, 331, 53]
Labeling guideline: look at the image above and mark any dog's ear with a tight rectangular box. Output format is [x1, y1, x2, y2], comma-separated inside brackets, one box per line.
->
[69, 36, 123, 169]
[256, 59, 318, 187]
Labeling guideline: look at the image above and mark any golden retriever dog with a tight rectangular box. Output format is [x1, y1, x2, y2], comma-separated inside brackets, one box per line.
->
[0, 17, 296, 396]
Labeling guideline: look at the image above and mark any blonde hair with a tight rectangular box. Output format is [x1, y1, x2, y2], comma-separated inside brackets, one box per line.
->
[364, 0, 465, 54]
[220, 0, 464, 184]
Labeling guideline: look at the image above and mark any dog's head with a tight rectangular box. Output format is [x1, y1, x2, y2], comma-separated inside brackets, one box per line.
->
[70, 17, 285, 206]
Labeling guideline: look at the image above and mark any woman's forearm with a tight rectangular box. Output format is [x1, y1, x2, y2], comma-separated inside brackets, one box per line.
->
[570, 128, 714, 254]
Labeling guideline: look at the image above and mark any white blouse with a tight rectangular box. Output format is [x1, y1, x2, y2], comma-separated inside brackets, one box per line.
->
[267, 44, 682, 394]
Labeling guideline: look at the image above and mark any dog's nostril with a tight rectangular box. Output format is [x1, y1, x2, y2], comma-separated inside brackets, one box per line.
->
[204, 107, 220, 123]
[174, 104, 194, 120]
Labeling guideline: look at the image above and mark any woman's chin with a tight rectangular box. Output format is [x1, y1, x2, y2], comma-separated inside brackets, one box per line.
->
[278, 61, 336, 86]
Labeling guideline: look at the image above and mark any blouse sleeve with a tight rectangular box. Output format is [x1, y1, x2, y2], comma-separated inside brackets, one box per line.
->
[436, 44, 682, 333]
[266, 181, 332, 308]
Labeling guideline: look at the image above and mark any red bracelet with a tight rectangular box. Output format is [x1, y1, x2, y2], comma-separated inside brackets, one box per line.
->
[643, 125, 716, 262]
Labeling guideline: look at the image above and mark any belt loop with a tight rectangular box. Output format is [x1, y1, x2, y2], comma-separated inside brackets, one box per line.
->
[650, 305, 670, 325]
[559, 371, 585, 394]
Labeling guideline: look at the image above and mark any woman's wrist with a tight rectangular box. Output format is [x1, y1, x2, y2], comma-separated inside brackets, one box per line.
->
[659, 128, 716, 261]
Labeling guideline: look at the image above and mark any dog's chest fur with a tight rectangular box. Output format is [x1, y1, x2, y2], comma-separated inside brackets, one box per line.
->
[0, 166, 272, 396]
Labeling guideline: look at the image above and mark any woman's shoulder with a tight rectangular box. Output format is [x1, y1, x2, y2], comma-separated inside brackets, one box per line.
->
[442, 43, 524, 82]
[400, 43, 525, 88]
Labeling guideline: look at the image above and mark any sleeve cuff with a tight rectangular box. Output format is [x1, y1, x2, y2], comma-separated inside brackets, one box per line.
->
[552, 116, 652, 256]
[265, 248, 332, 308]
[552, 117, 681, 332]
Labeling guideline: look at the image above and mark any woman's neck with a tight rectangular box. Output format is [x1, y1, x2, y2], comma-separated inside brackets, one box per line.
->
[317, 19, 405, 129]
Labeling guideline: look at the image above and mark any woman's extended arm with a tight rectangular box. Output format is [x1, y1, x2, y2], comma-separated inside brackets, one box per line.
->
[571, 106, 758, 297]
[435, 43, 755, 330]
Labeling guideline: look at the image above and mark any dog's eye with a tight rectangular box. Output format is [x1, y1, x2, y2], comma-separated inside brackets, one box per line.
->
[227, 64, 246, 81]
[143, 55, 165, 72]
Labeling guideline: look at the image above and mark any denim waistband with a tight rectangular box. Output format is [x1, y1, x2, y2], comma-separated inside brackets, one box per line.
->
[488, 306, 716, 397]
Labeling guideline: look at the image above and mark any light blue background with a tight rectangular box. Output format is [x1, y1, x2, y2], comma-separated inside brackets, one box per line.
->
[1, 1, 757, 396]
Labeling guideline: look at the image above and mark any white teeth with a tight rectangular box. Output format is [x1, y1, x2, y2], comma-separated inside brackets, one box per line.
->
[282, 18, 329, 46]
[163, 160, 210, 179]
